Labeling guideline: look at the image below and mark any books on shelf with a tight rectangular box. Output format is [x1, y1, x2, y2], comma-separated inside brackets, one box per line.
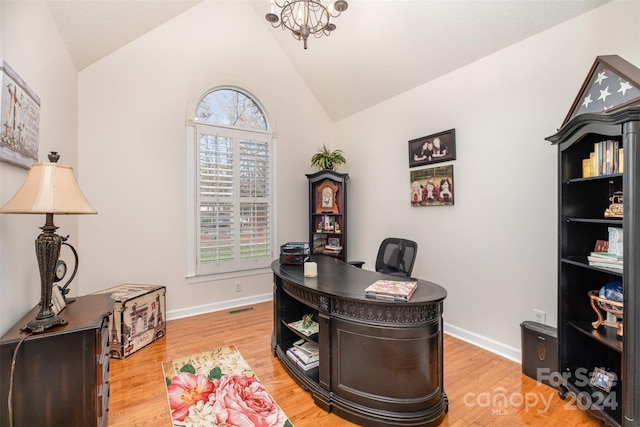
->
[364, 279, 418, 301]
[293, 339, 319, 356]
[289, 345, 319, 364]
[593, 240, 609, 253]
[588, 251, 623, 270]
[288, 318, 319, 336]
[286, 347, 319, 371]
[582, 140, 623, 178]
[322, 244, 342, 255]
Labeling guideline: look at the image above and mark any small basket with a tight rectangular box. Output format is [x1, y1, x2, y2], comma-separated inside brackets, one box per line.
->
[588, 290, 623, 336]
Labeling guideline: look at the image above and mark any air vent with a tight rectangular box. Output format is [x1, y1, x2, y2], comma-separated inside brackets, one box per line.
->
[229, 307, 255, 315]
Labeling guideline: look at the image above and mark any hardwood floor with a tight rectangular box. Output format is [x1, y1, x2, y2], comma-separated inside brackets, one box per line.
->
[107, 301, 602, 426]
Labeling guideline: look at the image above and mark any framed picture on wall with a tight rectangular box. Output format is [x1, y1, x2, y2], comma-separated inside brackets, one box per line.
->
[408, 129, 456, 168]
[410, 165, 454, 206]
[0, 59, 40, 169]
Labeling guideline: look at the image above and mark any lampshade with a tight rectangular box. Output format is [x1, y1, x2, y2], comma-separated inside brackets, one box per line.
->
[0, 161, 96, 215]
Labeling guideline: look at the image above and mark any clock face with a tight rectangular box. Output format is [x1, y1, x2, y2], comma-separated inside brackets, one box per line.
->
[322, 187, 334, 208]
[54, 260, 67, 282]
[315, 179, 340, 214]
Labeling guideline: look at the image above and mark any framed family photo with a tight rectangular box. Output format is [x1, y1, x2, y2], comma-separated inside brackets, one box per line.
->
[408, 129, 456, 168]
[410, 165, 454, 207]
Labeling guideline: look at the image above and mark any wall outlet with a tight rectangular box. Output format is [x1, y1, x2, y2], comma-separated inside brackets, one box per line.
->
[235, 282, 241, 292]
[533, 309, 546, 324]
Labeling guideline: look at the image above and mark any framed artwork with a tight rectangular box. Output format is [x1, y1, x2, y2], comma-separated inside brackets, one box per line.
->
[410, 165, 454, 206]
[408, 129, 456, 168]
[590, 367, 616, 392]
[0, 59, 40, 169]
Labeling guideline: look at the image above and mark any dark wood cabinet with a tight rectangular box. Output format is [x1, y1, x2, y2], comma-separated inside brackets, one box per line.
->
[546, 56, 640, 426]
[0, 294, 113, 427]
[271, 256, 448, 426]
[306, 170, 348, 262]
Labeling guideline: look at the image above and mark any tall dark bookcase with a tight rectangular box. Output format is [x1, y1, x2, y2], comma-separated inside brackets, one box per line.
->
[546, 56, 640, 426]
[306, 170, 348, 262]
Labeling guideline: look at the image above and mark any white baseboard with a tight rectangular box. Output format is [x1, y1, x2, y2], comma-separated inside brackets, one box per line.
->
[167, 293, 273, 321]
[167, 298, 522, 363]
[444, 322, 521, 363]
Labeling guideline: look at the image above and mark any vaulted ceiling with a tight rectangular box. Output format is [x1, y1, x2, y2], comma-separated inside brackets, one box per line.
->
[46, 0, 610, 121]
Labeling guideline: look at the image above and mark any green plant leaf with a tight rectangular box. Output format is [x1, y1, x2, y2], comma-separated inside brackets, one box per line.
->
[310, 144, 346, 170]
[209, 366, 223, 380]
[180, 364, 196, 374]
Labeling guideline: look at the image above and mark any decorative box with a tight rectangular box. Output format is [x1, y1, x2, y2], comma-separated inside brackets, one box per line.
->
[97, 284, 166, 358]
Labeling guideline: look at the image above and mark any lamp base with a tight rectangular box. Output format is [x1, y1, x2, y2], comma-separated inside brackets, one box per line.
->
[22, 314, 67, 334]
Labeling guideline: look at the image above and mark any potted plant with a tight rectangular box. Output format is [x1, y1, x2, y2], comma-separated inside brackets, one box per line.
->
[310, 144, 346, 171]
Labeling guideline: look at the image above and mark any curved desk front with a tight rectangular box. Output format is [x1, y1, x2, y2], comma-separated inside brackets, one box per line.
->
[271, 255, 448, 426]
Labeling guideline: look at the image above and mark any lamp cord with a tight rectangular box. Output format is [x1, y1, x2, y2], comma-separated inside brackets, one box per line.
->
[8, 332, 32, 427]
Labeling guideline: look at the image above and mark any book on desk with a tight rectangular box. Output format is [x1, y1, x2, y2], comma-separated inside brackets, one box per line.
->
[365, 279, 418, 301]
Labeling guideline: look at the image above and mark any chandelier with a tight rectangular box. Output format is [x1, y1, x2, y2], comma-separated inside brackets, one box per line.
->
[265, 0, 349, 49]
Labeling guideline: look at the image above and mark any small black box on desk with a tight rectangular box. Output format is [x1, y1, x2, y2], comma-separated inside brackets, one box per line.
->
[280, 242, 310, 265]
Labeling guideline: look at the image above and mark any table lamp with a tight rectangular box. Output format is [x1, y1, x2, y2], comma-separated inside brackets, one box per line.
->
[0, 152, 96, 333]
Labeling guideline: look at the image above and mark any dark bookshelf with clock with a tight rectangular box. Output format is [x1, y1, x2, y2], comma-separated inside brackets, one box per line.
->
[306, 170, 348, 261]
[545, 55, 640, 427]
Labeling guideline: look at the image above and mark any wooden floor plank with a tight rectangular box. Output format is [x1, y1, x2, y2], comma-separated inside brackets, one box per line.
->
[107, 301, 602, 426]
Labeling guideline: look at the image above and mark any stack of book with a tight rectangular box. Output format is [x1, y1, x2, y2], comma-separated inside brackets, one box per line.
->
[588, 252, 623, 270]
[286, 339, 319, 371]
[322, 244, 342, 255]
[364, 279, 418, 301]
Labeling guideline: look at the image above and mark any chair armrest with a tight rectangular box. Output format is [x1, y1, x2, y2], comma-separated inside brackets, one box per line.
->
[347, 261, 365, 269]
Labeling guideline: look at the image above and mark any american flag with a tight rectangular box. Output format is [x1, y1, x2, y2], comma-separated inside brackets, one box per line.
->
[574, 65, 640, 118]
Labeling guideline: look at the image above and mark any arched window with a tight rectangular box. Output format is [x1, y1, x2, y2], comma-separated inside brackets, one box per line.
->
[191, 87, 274, 276]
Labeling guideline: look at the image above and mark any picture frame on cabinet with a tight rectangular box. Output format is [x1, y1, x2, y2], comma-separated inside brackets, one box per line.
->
[408, 129, 456, 168]
[410, 165, 454, 206]
[590, 367, 616, 392]
[328, 237, 340, 247]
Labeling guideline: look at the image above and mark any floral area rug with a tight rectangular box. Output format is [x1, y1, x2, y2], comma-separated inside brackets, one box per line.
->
[162, 345, 293, 427]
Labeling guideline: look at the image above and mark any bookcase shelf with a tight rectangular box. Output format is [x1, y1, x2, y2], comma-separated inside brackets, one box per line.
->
[281, 318, 319, 342]
[306, 171, 348, 261]
[546, 99, 640, 426]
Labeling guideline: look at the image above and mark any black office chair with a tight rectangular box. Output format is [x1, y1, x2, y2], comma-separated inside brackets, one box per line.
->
[349, 238, 418, 278]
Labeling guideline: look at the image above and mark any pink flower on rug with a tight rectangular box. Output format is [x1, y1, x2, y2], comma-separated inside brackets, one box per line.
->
[167, 372, 216, 421]
[210, 373, 288, 427]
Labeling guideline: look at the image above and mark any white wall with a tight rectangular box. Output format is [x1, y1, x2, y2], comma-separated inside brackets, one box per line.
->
[0, 1, 79, 334]
[335, 0, 640, 360]
[76, 1, 333, 315]
[1, 0, 638, 360]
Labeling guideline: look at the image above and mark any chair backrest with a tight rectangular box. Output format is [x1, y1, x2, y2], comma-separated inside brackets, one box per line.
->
[374, 238, 418, 278]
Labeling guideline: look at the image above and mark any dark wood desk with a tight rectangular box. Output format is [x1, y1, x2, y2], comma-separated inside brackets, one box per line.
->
[0, 294, 113, 427]
[272, 255, 448, 426]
